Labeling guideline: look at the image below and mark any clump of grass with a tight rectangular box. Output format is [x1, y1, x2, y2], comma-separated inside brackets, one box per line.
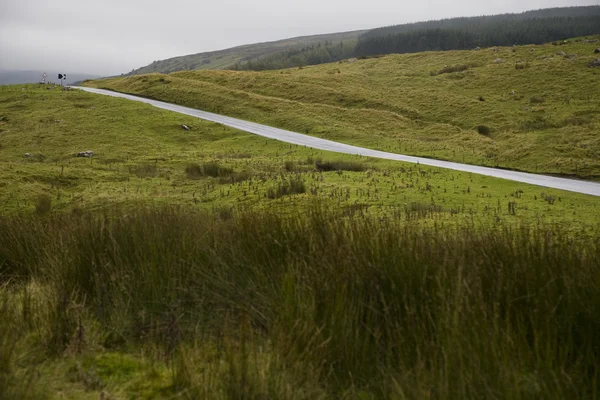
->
[515, 62, 530, 70]
[129, 164, 158, 178]
[476, 125, 491, 135]
[315, 160, 367, 172]
[434, 64, 470, 75]
[185, 162, 234, 179]
[35, 194, 52, 215]
[530, 96, 546, 104]
[267, 177, 306, 198]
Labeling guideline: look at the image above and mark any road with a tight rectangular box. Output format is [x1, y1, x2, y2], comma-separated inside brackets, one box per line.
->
[75, 86, 600, 197]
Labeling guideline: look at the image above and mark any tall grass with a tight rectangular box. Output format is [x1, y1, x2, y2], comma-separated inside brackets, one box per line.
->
[0, 207, 598, 398]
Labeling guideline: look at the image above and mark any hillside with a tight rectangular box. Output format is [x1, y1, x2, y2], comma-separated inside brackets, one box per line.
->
[1, 83, 600, 399]
[126, 6, 600, 74]
[86, 37, 600, 180]
[127, 30, 364, 75]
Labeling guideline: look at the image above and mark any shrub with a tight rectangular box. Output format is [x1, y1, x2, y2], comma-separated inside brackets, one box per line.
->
[284, 161, 295, 171]
[478, 96, 485, 102]
[476, 125, 491, 135]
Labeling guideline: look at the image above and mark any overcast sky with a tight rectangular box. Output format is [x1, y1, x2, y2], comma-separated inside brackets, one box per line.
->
[0, 0, 596, 76]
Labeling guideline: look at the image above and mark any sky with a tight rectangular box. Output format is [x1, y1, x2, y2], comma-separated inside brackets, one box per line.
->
[0, 0, 596, 76]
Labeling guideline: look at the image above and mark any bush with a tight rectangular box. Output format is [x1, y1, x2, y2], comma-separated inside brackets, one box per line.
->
[476, 125, 491, 135]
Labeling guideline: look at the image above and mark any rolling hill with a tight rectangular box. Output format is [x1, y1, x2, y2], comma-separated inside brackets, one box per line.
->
[86, 36, 600, 180]
[127, 30, 364, 75]
[126, 6, 600, 75]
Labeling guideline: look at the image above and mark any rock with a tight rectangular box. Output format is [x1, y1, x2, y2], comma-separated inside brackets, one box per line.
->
[530, 48, 535, 52]
[473, 47, 481, 51]
[556, 50, 566, 56]
[493, 58, 504, 63]
[24, 153, 33, 158]
[492, 47, 498, 52]
[348, 58, 357, 63]
[77, 150, 94, 158]
[584, 39, 599, 43]
[589, 59, 600, 68]
[595, 48, 600, 54]
[564, 54, 577, 59]
[510, 90, 516, 96]
[181, 124, 190, 131]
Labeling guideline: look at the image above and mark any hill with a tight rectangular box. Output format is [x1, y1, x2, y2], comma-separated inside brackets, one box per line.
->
[126, 7, 600, 74]
[1, 83, 600, 399]
[86, 37, 600, 180]
[127, 30, 364, 75]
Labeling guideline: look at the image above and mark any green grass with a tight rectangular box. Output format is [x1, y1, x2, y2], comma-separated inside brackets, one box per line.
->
[1, 84, 599, 231]
[86, 36, 600, 179]
[1, 83, 600, 398]
[1, 207, 599, 399]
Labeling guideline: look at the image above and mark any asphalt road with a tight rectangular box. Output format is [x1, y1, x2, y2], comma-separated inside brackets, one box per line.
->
[75, 86, 600, 197]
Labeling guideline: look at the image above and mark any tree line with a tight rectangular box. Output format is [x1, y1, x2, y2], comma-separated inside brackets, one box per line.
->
[231, 6, 600, 71]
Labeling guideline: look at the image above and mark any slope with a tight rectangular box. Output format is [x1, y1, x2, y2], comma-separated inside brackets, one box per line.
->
[86, 37, 600, 180]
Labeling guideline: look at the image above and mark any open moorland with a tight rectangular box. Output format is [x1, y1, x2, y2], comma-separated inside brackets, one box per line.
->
[87, 37, 600, 179]
[1, 38, 599, 399]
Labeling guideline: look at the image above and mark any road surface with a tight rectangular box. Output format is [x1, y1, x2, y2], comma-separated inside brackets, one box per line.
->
[75, 86, 600, 197]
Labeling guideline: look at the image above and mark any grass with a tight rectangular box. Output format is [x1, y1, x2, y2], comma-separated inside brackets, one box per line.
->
[86, 35, 600, 179]
[1, 84, 599, 231]
[1, 206, 599, 398]
[1, 82, 600, 398]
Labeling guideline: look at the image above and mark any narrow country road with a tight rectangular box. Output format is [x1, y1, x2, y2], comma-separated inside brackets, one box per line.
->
[75, 87, 600, 197]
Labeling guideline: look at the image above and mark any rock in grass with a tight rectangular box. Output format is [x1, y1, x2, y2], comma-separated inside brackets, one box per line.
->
[589, 59, 600, 68]
[77, 150, 94, 158]
[181, 124, 190, 131]
[493, 58, 504, 63]
[557, 50, 566, 56]
[24, 153, 33, 158]
[595, 48, 600, 54]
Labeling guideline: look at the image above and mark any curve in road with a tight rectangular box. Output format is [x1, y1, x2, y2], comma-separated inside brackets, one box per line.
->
[75, 87, 600, 197]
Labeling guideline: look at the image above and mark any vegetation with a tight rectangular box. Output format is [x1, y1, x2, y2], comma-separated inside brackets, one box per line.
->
[2, 74, 600, 396]
[355, 7, 600, 57]
[86, 36, 600, 179]
[1, 206, 600, 399]
[127, 31, 364, 75]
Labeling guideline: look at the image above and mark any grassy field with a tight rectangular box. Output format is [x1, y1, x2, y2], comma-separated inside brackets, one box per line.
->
[1, 82, 600, 398]
[2, 207, 599, 399]
[1, 84, 599, 230]
[87, 36, 600, 180]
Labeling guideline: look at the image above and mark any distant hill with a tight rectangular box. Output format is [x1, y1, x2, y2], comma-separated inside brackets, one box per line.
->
[355, 6, 600, 56]
[0, 70, 101, 86]
[127, 30, 365, 76]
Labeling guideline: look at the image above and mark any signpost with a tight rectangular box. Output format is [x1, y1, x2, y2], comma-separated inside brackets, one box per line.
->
[58, 73, 67, 86]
